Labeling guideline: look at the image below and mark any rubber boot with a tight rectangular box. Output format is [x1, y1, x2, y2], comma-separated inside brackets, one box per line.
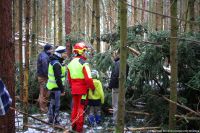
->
[95, 115, 101, 124]
[88, 115, 95, 126]
[54, 113, 60, 125]
[48, 116, 53, 124]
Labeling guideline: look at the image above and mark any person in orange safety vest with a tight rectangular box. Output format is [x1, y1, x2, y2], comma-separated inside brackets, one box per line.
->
[67, 42, 95, 132]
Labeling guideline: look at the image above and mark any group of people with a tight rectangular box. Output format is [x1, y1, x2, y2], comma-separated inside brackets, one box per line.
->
[0, 41, 127, 133]
[37, 42, 105, 132]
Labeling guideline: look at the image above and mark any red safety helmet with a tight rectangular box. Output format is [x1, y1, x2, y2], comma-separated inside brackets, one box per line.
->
[73, 42, 88, 55]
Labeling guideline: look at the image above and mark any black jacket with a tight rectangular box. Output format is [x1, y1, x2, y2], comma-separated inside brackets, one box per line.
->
[108, 57, 129, 89]
[49, 54, 65, 93]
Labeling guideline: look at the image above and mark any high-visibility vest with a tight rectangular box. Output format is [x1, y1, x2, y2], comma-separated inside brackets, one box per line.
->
[68, 58, 90, 79]
[46, 60, 66, 90]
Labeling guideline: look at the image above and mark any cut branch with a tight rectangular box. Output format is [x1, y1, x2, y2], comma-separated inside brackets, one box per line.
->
[161, 96, 200, 117]
[126, 110, 151, 116]
[107, 127, 160, 131]
[175, 115, 200, 121]
[10, 107, 69, 131]
[126, 46, 140, 56]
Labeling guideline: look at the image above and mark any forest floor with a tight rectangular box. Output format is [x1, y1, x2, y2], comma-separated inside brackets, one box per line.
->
[15, 111, 134, 133]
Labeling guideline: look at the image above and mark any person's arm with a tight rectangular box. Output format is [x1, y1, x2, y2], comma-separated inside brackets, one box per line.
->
[53, 63, 64, 93]
[83, 63, 95, 90]
[67, 68, 72, 88]
[0, 80, 12, 116]
[41, 55, 49, 77]
[97, 80, 104, 104]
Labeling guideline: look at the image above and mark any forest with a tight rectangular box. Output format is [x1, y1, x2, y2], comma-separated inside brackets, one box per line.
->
[0, 0, 200, 133]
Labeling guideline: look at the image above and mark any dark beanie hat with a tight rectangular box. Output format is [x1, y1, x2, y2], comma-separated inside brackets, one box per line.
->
[44, 43, 53, 51]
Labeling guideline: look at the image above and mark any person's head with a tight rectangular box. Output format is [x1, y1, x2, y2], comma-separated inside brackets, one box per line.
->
[73, 42, 88, 58]
[54, 46, 68, 59]
[113, 49, 120, 60]
[44, 43, 53, 55]
[91, 70, 99, 79]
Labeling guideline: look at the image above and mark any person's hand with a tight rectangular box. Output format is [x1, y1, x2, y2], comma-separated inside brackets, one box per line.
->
[61, 92, 65, 96]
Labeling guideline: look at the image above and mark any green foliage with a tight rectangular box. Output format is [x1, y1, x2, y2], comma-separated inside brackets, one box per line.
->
[91, 51, 113, 73]
[96, 29, 200, 129]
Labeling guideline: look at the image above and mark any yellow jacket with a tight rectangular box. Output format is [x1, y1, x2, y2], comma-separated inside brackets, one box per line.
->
[88, 79, 104, 104]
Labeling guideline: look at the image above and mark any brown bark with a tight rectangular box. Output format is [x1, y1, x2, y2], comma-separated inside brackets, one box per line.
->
[23, 0, 31, 130]
[141, 0, 146, 23]
[156, 0, 163, 30]
[95, 0, 100, 53]
[169, 0, 178, 129]
[58, 0, 62, 45]
[0, 1, 15, 132]
[116, 0, 128, 132]
[31, 0, 37, 59]
[65, 0, 71, 57]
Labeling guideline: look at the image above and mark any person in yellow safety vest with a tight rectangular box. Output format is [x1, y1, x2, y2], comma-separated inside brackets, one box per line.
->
[46, 46, 68, 125]
[67, 42, 95, 132]
[87, 70, 104, 126]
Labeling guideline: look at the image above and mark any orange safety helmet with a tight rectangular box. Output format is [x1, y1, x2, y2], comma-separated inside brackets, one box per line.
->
[73, 42, 88, 55]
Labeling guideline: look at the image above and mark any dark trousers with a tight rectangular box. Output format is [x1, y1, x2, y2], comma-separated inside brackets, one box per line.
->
[47, 90, 61, 123]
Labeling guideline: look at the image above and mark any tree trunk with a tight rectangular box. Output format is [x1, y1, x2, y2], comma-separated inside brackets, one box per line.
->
[54, 0, 57, 45]
[82, 0, 86, 35]
[65, 0, 71, 57]
[86, 2, 90, 36]
[156, 0, 163, 30]
[164, 0, 170, 30]
[23, 0, 31, 130]
[101, 0, 109, 33]
[18, 0, 24, 106]
[48, 0, 53, 43]
[141, 0, 146, 23]
[0, 1, 15, 133]
[36, 0, 39, 47]
[95, 0, 100, 53]
[45, 0, 48, 42]
[31, 0, 37, 59]
[116, 0, 128, 132]
[169, 0, 178, 129]
[91, 0, 96, 46]
[58, 0, 62, 45]
[188, 0, 195, 32]
[78, 0, 81, 33]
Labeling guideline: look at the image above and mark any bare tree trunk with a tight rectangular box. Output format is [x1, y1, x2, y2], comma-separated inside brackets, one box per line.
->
[81, 0, 86, 35]
[23, 0, 31, 130]
[156, 0, 163, 30]
[141, 0, 146, 23]
[101, 0, 109, 33]
[91, 0, 96, 45]
[188, 0, 195, 32]
[31, 0, 37, 59]
[78, 0, 81, 33]
[86, 2, 90, 36]
[169, 0, 178, 129]
[0, 1, 15, 132]
[95, 0, 100, 53]
[65, 0, 71, 57]
[48, 0, 53, 43]
[116, 0, 128, 132]
[54, 0, 57, 45]
[36, 0, 39, 47]
[19, 0, 24, 106]
[164, 0, 170, 30]
[45, 0, 48, 42]
[58, 0, 62, 45]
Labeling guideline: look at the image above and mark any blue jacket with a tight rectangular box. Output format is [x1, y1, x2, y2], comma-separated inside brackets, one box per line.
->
[0, 79, 12, 116]
[37, 51, 50, 77]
